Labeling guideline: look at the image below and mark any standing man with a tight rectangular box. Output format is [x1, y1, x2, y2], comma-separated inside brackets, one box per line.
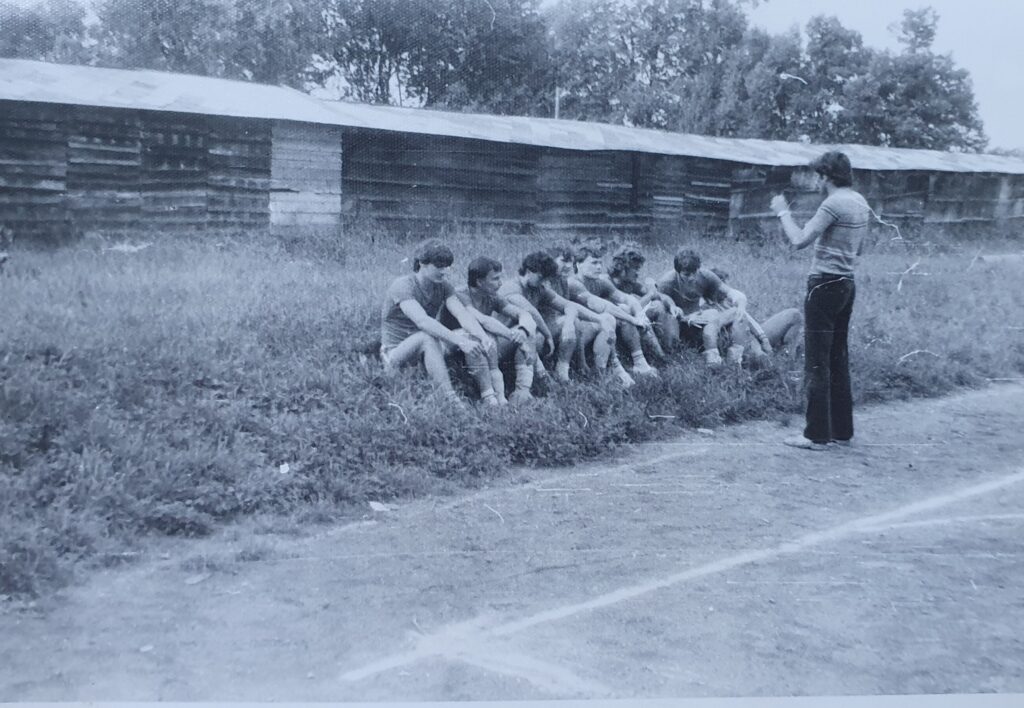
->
[770, 151, 870, 450]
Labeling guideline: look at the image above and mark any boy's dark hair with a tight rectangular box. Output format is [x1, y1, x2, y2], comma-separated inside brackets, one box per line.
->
[546, 242, 576, 263]
[609, 242, 645, 280]
[572, 238, 606, 263]
[519, 251, 559, 280]
[673, 248, 701, 275]
[468, 256, 502, 288]
[412, 239, 454, 272]
[810, 150, 853, 188]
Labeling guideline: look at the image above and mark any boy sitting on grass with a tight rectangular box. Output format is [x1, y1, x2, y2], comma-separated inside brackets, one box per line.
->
[379, 239, 501, 405]
[498, 251, 580, 383]
[573, 239, 660, 375]
[607, 242, 675, 361]
[548, 243, 635, 386]
[654, 248, 749, 367]
[708, 267, 803, 368]
[441, 256, 540, 403]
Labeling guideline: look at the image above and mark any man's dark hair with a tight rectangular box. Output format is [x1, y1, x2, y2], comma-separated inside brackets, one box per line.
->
[468, 256, 502, 288]
[572, 238, 606, 263]
[520, 251, 559, 279]
[546, 243, 576, 263]
[673, 248, 701, 275]
[810, 150, 853, 188]
[610, 242, 645, 281]
[412, 239, 454, 272]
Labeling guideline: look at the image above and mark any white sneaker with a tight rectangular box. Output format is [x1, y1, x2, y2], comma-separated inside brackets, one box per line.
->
[704, 349, 723, 368]
[783, 435, 829, 451]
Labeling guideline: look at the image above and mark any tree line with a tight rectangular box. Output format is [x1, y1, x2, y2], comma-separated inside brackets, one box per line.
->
[0, 0, 987, 151]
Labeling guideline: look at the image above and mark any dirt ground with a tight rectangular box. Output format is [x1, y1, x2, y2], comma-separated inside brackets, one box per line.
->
[1, 384, 1023, 701]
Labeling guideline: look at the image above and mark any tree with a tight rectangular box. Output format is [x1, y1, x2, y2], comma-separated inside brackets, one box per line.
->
[0, 0, 89, 62]
[892, 6, 939, 54]
[837, 8, 987, 151]
[93, 0, 237, 75]
[547, 0, 752, 129]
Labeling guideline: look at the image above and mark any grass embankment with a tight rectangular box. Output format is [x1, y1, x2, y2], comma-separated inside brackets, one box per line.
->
[1, 230, 1022, 597]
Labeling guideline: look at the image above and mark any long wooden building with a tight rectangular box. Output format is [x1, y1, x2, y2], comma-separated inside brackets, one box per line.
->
[2, 58, 1023, 242]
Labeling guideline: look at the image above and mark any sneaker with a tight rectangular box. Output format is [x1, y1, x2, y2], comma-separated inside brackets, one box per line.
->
[783, 435, 829, 451]
[508, 389, 533, 404]
[615, 368, 636, 388]
[704, 349, 724, 368]
[831, 438, 852, 447]
[632, 361, 659, 377]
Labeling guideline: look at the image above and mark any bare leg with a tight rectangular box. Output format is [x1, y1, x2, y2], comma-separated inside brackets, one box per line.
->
[762, 308, 803, 350]
[383, 332, 459, 399]
[553, 313, 578, 382]
[593, 313, 616, 370]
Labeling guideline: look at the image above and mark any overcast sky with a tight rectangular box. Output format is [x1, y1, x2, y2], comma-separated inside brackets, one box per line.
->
[748, 0, 1024, 150]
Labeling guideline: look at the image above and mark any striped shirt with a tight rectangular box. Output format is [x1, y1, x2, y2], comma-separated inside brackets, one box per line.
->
[805, 188, 871, 277]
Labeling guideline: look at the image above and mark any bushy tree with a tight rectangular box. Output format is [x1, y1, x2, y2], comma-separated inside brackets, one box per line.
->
[0, 0, 89, 62]
[839, 8, 987, 151]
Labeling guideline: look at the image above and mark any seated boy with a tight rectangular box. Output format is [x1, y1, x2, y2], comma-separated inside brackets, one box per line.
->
[380, 239, 500, 404]
[708, 267, 803, 367]
[607, 242, 676, 361]
[654, 248, 748, 367]
[442, 256, 540, 403]
[498, 251, 581, 383]
[574, 239, 660, 374]
[548, 244, 635, 386]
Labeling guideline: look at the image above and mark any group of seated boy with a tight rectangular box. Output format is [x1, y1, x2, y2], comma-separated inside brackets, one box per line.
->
[379, 238, 802, 404]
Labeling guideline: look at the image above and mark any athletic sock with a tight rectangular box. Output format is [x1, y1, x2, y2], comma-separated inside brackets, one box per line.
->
[489, 369, 507, 403]
[514, 363, 534, 394]
[555, 361, 571, 381]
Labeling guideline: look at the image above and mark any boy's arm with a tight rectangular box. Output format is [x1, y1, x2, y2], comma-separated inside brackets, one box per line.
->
[498, 301, 537, 337]
[398, 299, 477, 352]
[505, 294, 553, 344]
[584, 293, 645, 326]
[446, 295, 497, 354]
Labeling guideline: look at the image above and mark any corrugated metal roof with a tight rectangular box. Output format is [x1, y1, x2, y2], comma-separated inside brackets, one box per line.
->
[0, 57, 340, 124]
[3, 58, 1024, 175]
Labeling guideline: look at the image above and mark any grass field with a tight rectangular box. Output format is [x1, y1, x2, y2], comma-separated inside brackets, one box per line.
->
[2, 226, 1022, 598]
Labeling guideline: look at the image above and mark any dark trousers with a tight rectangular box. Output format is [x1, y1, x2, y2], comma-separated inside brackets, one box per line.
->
[803, 274, 856, 444]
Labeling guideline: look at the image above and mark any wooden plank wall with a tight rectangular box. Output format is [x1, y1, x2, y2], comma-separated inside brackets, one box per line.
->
[141, 113, 209, 232]
[208, 117, 270, 233]
[536, 149, 645, 235]
[638, 154, 734, 231]
[728, 165, 1021, 233]
[66, 105, 142, 235]
[4, 98, 1024, 242]
[271, 121, 342, 232]
[342, 129, 536, 231]
[0, 102, 68, 241]
[0, 100, 275, 241]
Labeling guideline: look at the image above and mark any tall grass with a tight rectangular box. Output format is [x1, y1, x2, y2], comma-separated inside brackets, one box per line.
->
[1, 227, 1022, 597]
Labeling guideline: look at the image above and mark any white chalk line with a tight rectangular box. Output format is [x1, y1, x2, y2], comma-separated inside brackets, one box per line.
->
[859, 512, 1024, 533]
[339, 467, 1024, 691]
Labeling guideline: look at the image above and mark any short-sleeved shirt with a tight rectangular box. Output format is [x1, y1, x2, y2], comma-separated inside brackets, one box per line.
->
[610, 274, 646, 298]
[655, 267, 727, 315]
[548, 275, 590, 307]
[579, 274, 618, 300]
[805, 188, 871, 277]
[439, 286, 511, 330]
[380, 274, 455, 349]
[499, 278, 557, 319]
